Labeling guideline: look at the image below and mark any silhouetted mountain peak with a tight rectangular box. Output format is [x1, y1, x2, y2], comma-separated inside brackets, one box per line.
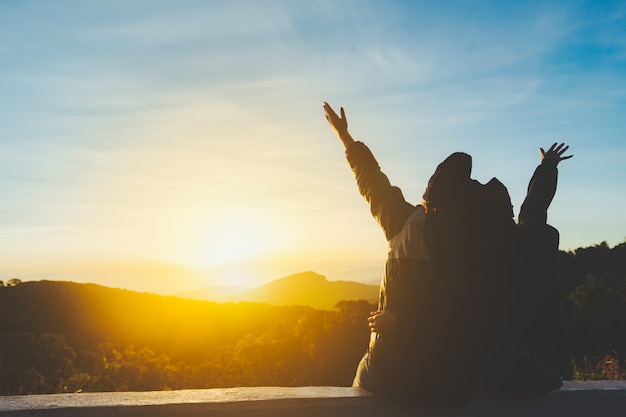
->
[263, 271, 326, 287]
[173, 270, 379, 309]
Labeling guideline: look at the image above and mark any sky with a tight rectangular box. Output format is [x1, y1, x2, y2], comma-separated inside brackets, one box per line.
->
[1, 1, 625, 294]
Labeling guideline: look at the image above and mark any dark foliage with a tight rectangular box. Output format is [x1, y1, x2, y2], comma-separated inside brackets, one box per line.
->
[0, 281, 372, 394]
[0, 240, 625, 394]
[557, 241, 626, 378]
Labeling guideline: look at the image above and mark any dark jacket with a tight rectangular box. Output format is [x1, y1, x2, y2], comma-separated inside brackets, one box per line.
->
[349, 142, 562, 404]
[347, 141, 481, 405]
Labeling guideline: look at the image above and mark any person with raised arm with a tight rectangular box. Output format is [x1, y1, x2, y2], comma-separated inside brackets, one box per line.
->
[323, 102, 572, 406]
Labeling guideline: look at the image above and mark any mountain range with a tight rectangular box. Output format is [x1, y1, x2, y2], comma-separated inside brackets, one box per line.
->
[175, 271, 379, 310]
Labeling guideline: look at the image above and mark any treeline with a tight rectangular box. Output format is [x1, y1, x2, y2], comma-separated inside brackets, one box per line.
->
[557, 241, 626, 379]
[0, 281, 372, 395]
[0, 240, 625, 395]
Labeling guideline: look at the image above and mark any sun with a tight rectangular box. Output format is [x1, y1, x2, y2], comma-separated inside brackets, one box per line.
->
[180, 206, 280, 270]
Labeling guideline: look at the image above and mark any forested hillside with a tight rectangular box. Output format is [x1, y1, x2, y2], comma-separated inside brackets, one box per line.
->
[0, 280, 372, 394]
[0, 240, 625, 395]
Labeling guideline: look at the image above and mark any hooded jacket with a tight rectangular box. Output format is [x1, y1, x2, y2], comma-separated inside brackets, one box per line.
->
[347, 141, 482, 405]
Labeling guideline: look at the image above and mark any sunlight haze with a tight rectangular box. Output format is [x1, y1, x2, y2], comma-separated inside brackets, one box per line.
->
[1, 1, 625, 294]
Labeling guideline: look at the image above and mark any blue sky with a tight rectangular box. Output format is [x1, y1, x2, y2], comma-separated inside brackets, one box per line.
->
[1, 1, 625, 292]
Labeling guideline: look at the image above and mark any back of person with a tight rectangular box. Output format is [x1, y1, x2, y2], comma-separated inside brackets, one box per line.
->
[384, 150, 515, 406]
[323, 103, 569, 405]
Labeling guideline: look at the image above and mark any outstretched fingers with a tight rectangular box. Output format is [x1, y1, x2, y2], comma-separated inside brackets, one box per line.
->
[553, 142, 568, 154]
[323, 102, 348, 132]
[323, 102, 340, 124]
[554, 142, 573, 160]
[556, 144, 570, 156]
[323, 102, 355, 149]
[541, 141, 573, 163]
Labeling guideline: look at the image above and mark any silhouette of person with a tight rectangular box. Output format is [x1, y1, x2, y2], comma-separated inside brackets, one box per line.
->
[485, 142, 573, 397]
[323, 102, 572, 406]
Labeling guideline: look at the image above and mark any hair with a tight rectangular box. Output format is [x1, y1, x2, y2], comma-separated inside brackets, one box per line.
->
[422, 152, 473, 215]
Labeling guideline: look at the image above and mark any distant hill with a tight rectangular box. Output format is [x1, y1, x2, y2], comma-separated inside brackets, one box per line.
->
[176, 271, 379, 310]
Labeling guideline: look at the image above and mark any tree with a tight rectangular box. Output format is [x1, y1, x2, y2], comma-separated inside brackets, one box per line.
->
[0, 333, 77, 394]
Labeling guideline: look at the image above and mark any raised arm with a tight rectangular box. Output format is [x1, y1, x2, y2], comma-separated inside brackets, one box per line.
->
[323, 102, 415, 241]
[518, 142, 573, 226]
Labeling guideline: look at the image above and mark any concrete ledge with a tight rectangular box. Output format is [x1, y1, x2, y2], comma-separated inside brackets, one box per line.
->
[1, 381, 625, 417]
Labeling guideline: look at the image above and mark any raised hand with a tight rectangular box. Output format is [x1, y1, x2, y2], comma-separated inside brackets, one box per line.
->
[323, 102, 355, 149]
[540, 142, 573, 165]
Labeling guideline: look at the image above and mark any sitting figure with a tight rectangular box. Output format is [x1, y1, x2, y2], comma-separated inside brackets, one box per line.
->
[323, 102, 571, 406]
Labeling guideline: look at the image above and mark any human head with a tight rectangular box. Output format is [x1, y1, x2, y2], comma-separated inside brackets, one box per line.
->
[422, 152, 473, 214]
[483, 177, 514, 221]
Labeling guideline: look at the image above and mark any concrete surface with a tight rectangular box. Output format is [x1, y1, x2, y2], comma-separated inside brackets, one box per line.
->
[1, 381, 625, 416]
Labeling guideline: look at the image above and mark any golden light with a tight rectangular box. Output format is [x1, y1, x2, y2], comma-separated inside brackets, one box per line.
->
[180, 205, 281, 271]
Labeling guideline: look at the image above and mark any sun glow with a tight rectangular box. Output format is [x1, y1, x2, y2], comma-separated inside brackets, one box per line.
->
[180, 205, 281, 270]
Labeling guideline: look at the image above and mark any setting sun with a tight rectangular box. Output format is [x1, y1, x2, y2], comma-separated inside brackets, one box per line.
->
[181, 205, 281, 270]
